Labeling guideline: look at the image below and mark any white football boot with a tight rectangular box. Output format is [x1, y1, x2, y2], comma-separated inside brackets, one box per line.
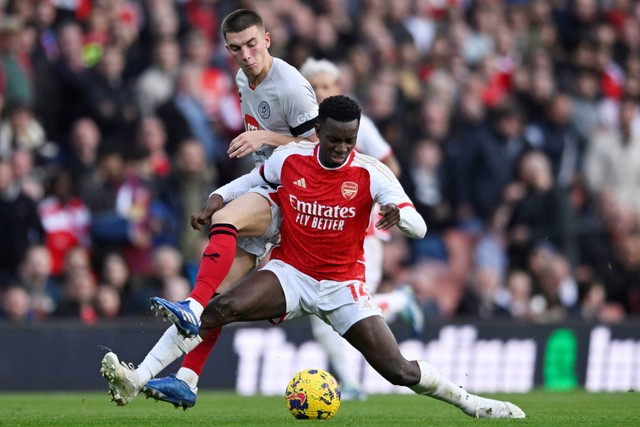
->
[459, 395, 526, 418]
[100, 352, 141, 406]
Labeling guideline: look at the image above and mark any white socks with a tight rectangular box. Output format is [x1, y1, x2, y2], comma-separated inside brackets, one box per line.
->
[410, 360, 471, 407]
[176, 367, 199, 391]
[135, 325, 203, 386]
[410, 361, 526, 419]
[186, 297, 204, 318]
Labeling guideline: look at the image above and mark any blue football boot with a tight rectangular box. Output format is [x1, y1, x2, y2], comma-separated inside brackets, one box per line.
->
[150, 297, 200, 338]
[399, 285, 425, 338]
[142, 375, 197, 410]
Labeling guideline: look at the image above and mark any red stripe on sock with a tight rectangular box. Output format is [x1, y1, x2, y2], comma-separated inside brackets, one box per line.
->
[182, 326, 222, 376]
[190, 224, 237, 307]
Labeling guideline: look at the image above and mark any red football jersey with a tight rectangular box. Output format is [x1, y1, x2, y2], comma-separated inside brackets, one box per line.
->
[261, 142, 416, 282]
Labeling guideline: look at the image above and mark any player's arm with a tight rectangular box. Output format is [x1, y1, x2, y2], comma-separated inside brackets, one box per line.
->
[228, 129, 317, 159]
[376, 202, 426, 239]
[369, 161, 426, 239]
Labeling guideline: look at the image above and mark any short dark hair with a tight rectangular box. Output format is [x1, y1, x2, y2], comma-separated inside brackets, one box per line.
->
[318, 95, 361, 124]
[221, 9, 264, 40]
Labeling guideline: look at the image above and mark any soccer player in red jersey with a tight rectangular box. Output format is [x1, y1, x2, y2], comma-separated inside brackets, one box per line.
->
[100, 8, 319, 408]
[101, 95, 525, 419]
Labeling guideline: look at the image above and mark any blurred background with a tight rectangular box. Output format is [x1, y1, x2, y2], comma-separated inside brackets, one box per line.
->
[1, 0, 640, 330]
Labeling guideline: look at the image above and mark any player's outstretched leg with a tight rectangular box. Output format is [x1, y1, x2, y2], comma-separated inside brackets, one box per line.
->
[142, 375, 196, 410]
[410, 361, 525, 419]
[140, 326, 221, 409]
[150, 224, 239, 337]
[100, 352, 141, 406]
[151, 297, 201, 338]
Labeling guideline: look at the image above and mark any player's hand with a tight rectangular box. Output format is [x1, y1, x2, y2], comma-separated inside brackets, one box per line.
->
[228, 131, 267, 158]
[190, 194, 225, 231]
[375, 203, 400, 230]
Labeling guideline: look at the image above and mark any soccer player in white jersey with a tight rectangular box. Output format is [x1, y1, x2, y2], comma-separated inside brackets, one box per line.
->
[102, 96, 526, 419]
[100, 9, 319, 408]
[299, 57, 424, 400]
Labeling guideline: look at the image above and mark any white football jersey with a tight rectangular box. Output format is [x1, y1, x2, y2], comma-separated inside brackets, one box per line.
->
[355, 114, 392, 161]
[236, 57, 318, 166]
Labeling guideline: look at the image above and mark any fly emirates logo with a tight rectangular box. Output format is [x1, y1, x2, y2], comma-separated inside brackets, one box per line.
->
[289, 194, 356, 231]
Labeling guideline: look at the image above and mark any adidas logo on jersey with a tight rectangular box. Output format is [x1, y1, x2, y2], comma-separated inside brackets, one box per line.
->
[293, 178, 307, 188]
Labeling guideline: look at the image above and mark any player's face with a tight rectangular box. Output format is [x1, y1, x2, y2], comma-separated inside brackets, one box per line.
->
[317, 118, 359, 168]
[307, 73, 340, 104]
[225, 25, 271, 83]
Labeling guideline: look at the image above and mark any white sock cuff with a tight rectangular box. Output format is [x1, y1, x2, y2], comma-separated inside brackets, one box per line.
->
[187, 297, 204, 318]
[410, 361, 440, 395]
[177, 367, 200, 391]
[176, 334, 203, 354]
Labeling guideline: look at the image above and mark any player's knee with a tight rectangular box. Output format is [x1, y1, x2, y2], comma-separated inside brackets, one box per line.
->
[211, 208, 239, 227]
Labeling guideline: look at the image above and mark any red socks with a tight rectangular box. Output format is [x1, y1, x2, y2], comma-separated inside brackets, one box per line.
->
[182, 326, 221, 375]
[189, 224, 238, 307]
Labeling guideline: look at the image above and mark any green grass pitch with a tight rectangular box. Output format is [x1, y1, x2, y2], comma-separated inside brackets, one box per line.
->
[0, 390, 638, 426]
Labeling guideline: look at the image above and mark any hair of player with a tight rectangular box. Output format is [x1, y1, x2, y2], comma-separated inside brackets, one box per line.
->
[299, 57, 340, 81]
[221, 9, 265, 39]
[319, 95, 361, 124]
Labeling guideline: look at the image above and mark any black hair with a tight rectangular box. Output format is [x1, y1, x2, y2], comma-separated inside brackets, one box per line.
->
[221, 9, 265, 39]
[318, 95, 361, 124]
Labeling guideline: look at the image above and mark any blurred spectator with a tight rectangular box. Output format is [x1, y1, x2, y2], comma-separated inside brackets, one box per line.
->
[584, 96, 640, 213]
[456, 263, 511, 319]
[0, 283, 33, 322]
[182, 27, 242, 140]
[38, 169, 91, 277]
[127, 244, 189, 314]
[505, 150, 577, 269]
[30, 0, 60, 142]
[524, 92, 586, 189]
[95, 284, 122, 320]
[452, 100, 532, 227]
[505, 269, 534, 320]
[527, 245, 580, 322]
[598, 230, 640, 316]
[134, 116, 171, 177]
[156, 63, 220, 163]
[0, 158, 44, 284]
[136, 36, 180, 116]
[0, 15, 33, 107]
[55, 267, 98, 324]
[50, 20, 92, 142]
[10, 147, 45, 201]
[400, 138, 453, 262]
[17, 244, 59, 320]
[64, 117, 102, 183]
[156, 138, 216, 282]
[0, 102, 49, 161]
[85, 44, 140, 151]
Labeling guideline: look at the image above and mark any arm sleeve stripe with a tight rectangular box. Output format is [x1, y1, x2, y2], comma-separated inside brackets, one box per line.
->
[398, 202, 415, 209]
[289, 117, 318, 136]
[259, 165, 279, 189]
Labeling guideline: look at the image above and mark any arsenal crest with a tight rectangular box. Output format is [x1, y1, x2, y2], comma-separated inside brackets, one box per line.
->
[341, 182, 358, 200]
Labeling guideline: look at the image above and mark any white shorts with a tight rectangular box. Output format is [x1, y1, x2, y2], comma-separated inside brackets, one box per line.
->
[261, 259, 382, 335]
[236, 185, 282, 260]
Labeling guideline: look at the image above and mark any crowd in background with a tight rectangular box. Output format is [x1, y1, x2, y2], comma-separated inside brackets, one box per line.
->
[1, 0, 640, 325]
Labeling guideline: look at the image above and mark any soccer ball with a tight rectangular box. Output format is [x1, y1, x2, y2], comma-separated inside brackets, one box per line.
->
[285, 369, 341, 420]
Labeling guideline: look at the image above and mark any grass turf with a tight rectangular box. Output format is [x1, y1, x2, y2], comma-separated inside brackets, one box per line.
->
[0, 390, 638, 426]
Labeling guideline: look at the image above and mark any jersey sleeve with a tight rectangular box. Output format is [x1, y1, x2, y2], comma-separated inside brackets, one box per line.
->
[367, 159, 427, 239]
[280, 78, 318, 138]
[355, 114, 393, 161]
[212, 168, 265, 202]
